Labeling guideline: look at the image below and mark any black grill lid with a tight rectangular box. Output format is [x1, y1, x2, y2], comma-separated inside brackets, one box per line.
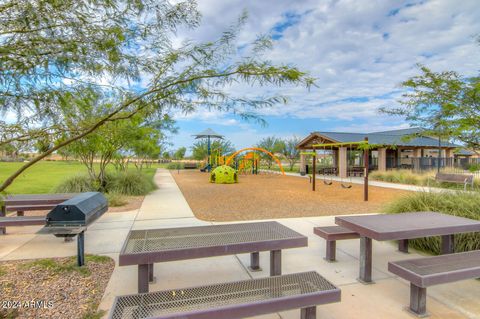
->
[45, 192, 107, 227]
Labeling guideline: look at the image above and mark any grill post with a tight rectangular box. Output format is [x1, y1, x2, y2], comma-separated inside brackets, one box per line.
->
[77, 231, 85, 266]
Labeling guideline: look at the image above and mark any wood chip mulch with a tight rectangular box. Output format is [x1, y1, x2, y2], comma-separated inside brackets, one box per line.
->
[0, 256, 115, 319]
[172, 170, 411, 221]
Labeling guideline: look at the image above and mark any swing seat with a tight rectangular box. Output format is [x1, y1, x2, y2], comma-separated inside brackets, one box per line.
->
[341, 184, 352, 189]
[323, 180, 333, 185]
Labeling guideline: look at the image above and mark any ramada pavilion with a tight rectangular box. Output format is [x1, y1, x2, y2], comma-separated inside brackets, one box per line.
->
[296, 128, 461, 178]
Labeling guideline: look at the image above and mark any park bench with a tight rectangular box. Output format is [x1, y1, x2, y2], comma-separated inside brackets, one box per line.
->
[109, 271, 341, 319]
[313, 226, 359, 262]
[428, 172, 474, 191]
[388, 250, 480, 316]
[0, 193, 76, 234]
[183, 162, 197, 169]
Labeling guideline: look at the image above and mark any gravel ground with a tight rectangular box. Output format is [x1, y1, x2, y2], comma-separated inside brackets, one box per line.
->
[173, 170, 411, 221]
[0, 256, 114, 319]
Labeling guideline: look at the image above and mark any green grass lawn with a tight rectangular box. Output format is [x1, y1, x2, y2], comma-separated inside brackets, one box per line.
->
[0, 161, 161, 194]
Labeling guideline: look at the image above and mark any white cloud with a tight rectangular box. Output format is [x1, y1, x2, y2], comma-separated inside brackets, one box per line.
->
[168, 0, 480, 145]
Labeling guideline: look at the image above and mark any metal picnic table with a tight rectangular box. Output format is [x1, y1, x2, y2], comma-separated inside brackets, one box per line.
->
[119, 221, 308, 293]
[0, 193, 77, 234]
[335, 211, 480, 283]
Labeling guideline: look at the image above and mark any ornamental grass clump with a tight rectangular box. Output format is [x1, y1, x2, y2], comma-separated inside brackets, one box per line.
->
[385, 191, 480, 254]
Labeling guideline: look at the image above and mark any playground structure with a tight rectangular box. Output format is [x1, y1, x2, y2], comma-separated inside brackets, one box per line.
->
[210, 165, 238, 184]
[302, 138, 370, 201]
[226, 147, 286, 176]
[192, 128, 224, 172]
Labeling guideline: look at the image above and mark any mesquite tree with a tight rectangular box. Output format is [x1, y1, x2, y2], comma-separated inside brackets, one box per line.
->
[0, 0, 314, 192]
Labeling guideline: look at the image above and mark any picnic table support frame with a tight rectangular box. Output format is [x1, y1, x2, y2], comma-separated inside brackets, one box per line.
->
[441, 234, 454, 254]
[148, 263, 155, 282]
[410, 283, 427, 316]
[138, 264, 149, 293]
[325, 241, 336, 262]
[398, 239, 409, 253]
[249, 252, 261, 271]
[301, 306, 317, 319]
[359, 237, 373, 283]
[270, 250, 282, 276]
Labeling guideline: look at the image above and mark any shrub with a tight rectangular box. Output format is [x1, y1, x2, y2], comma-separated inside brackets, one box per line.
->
[54, 171, 156, 196]
[104, 192, 127, 207]
[54, 174, 96, 193]
[385, 191, 480, 254]
[107, 171, 157, 196]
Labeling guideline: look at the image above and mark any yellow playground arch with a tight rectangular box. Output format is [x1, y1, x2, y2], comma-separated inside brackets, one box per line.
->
[225, 147, 285, 176]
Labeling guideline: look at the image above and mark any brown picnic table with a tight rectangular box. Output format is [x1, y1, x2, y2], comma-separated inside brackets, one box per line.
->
[119, 221, 308, 293]
[335, 211, 480, 283]
[0, 193, 77, 234]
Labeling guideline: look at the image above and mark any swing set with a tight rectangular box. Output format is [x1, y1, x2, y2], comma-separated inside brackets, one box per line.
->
[302, 137, 370, 201]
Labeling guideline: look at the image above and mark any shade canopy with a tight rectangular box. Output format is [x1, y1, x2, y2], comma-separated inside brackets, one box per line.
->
[192, 128, 224, 139]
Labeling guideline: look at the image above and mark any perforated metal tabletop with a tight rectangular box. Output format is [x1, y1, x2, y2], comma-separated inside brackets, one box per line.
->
[119, 221, 308, 265]
[110, 271, 340, 319]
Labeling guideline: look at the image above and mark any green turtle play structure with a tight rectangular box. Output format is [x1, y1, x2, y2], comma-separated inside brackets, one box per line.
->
[210, 165, 238, 184]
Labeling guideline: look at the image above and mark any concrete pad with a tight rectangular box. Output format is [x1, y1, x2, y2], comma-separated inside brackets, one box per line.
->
[88, 220, 133, 231]
[0, 233, 38, 260]
[97, 211, 138, 223]
[2, 234, 79, 260]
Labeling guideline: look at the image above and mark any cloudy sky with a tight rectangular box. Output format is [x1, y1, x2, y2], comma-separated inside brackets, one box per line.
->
[169, 0, 480, 153]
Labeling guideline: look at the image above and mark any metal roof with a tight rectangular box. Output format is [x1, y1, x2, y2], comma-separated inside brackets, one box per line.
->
[192, 128, 224, 139]
[309, 131, 460, 148]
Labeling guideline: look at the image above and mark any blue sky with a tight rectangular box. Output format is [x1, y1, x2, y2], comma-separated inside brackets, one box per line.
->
[168, 1, 480, 153]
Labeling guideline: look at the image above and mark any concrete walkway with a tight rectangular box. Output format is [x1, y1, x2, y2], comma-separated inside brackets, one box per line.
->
[1, 169, 478, 319]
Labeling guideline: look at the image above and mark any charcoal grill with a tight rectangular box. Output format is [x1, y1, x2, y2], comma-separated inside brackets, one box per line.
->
[39, 192, 108, 266]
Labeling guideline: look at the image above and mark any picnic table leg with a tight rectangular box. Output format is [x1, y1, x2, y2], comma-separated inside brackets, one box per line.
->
[300, 306, 316, 319]
[409, 283, 427, 316]
[17, 210, 24, 217]
[440, 234, 454, 254]
[138, 264, 149, 293]
[325, 240, 336, 262]
[249, 252, 262, 271]
[359, 237, 373, 283]
[398, 239, 409, 253]
[148, 263, 155, 282]
[270, 250, 281, 276]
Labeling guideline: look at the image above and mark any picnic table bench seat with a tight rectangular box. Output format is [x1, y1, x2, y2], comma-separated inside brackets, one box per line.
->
[313, 226, 359, 262]
[429, 173, 474, 191]
[388, 250, 480, 316]
[0, 216, 46, 227]
[109, 271, 341, 319]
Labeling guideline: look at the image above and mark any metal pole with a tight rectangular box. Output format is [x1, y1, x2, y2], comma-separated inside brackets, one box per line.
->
[77, 231, 85, 267]
[364, 137, 369, 202]
[207, 136, 211, 172]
